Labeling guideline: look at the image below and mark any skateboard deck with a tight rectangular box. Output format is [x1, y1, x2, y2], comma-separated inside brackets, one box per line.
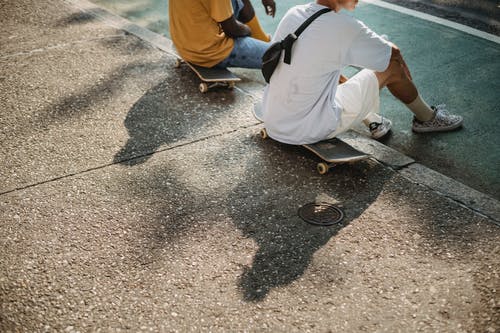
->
[252, 101, 369, 174]
[175, 58, 241, 93]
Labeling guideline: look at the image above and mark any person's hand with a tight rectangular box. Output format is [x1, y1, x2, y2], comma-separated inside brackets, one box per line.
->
[262, 0, 276, 17]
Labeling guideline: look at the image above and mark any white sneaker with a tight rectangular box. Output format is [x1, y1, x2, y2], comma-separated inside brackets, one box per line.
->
[369, 117, 392, 139]
[412, 104, 463, 133]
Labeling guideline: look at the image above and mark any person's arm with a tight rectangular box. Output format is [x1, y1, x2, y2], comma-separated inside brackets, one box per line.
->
[220, 15, 251, 38]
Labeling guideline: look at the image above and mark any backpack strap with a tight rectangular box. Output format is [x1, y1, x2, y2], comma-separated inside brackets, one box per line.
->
[281, 7, 331, 64]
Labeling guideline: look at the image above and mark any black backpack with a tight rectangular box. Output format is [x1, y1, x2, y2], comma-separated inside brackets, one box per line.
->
[261, 8, 331, 83]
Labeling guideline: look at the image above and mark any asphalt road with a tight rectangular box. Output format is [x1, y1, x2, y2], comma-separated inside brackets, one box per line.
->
[382, 0, 500, 35]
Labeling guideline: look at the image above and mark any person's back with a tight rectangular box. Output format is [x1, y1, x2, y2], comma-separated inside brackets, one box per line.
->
[169, 0, 234, 67]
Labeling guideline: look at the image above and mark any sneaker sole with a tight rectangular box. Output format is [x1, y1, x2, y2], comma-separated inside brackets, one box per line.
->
[412, 119, 463, 133]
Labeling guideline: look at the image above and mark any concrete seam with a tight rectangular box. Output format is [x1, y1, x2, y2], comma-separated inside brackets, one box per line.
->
[0, 124, 260, 197]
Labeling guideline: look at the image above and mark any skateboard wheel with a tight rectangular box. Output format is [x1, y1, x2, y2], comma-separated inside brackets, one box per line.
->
[199, 82, 209, 93]
[260, 128, 268, 139]
[228, 81, 235, 89]
[317, 163, 329, 175]
[174, 58, 182, 68]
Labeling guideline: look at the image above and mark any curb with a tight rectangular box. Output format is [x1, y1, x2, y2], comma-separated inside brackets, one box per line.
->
[400, 164, 500, 225]
[65, 0, 500, 225]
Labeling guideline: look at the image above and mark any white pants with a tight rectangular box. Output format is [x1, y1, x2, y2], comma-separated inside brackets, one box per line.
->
[329, 69, 381, 138]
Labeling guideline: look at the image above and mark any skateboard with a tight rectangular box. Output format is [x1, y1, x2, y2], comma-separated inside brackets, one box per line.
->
[253, 102, 369, 174]
[174, 58, 241, 93]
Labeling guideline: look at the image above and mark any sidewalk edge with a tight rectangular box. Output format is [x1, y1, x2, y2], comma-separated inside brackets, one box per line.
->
[399, 163, 500, 225]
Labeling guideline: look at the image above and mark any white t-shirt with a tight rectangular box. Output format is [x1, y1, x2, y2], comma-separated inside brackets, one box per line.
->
[261, 2, 392, 144]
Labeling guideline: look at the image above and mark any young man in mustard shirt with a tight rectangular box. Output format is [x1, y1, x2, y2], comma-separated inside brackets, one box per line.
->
[169, 0, 275, 68]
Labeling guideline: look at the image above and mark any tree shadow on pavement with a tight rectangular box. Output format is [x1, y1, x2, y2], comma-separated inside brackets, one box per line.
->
[113, 68, 245, 166]
[41, 60, 162, 122]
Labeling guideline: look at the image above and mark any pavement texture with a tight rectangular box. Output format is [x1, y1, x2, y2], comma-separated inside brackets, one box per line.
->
[383, 0, 500, 36]
[1, 0, 499, 332]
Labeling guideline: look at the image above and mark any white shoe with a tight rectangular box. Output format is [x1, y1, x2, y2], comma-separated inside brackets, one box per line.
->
[369, 117, 392, 139]
[412, 104, 463, 133]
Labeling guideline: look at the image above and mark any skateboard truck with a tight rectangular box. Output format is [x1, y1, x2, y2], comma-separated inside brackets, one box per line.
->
[174, 58, 240, 93]
[198, 81, 236, 93]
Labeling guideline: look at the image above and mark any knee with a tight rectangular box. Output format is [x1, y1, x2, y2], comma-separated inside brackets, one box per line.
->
[384, 48, 408, 82]
[388, 60, 407, 81]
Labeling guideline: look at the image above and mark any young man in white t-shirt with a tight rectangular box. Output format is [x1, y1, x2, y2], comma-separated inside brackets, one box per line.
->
[261, 0, 463, 144]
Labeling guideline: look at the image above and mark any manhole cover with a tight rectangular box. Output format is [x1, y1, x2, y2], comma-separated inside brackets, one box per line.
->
[298, 203, 344, 226]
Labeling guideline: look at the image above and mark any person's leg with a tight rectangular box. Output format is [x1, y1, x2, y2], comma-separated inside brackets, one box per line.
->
[362, 112, 392, 139]
[331, 69, 389, 139]
[374, 55, 433, 121]
[215, 36, 270, 69]
[337, 73, 391, 139]
[374, 49, 463, 132]
[338, 73, 390, 137]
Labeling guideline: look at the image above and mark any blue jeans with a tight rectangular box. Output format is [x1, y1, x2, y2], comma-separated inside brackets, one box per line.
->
[215, 0, 270, 69]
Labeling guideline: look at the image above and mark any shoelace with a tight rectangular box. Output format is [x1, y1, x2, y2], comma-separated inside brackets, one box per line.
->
[433, 104, 449, 116]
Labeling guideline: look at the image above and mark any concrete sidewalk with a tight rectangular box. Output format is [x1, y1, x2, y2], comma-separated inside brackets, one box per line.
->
[1, 0, 499, 332]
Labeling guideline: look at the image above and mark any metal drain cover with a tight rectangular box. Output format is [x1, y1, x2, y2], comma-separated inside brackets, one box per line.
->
[298, 203, 344, 226]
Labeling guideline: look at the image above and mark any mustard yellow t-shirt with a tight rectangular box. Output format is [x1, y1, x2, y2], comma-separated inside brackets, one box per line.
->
[169, 0, 235, 67]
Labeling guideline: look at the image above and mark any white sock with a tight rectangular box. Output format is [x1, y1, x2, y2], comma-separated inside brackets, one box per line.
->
[406, 94, 435, 122]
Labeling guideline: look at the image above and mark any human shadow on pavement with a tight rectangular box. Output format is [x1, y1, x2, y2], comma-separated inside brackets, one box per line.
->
[224, 138, 391, 302]
[118, 130, 390, 302]
[116, 125, 498, 316]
